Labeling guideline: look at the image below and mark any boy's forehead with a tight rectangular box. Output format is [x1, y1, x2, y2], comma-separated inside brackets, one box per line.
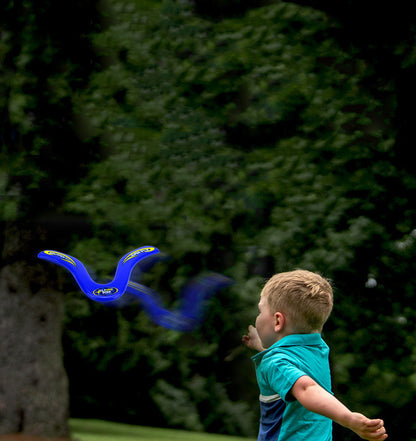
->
[260, 286, 269, 297]
[259, 291, 268, 303]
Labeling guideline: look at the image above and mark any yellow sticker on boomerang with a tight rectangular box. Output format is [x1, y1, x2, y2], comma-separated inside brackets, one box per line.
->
[44, 250, 77, 267]
[123, 247, 156, 264]
[93, 287, 119, 296]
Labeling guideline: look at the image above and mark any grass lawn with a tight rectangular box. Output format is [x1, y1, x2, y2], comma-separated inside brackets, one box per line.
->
[70, 419, 255, 441]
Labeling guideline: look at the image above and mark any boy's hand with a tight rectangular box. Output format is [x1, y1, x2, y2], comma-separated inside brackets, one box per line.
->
[345, 413, 387, 440]
[242, 325, 265, 352]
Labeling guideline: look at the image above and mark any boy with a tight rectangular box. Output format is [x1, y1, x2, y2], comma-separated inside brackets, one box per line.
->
[242, 269, 387, 441]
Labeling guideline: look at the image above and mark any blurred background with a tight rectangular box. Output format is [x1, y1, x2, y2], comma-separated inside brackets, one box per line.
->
[1, 0, 416, 439]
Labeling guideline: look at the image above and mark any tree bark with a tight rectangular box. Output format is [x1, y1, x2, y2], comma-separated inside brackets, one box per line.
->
[0, 225, 69, 437]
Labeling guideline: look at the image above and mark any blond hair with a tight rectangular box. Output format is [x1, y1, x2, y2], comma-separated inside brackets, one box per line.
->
[262, 270, 333, 333]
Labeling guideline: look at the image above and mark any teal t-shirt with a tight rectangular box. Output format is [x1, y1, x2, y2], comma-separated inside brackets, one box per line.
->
[252, 333, 333, 441]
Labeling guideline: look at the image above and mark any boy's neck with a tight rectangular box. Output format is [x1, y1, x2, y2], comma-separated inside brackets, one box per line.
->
[275, 328, 320, 342]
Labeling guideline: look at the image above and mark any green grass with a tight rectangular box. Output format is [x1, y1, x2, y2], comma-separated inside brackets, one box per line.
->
[70, 419, 255, 441]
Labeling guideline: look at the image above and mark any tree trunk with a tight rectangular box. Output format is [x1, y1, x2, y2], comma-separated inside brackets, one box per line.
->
[0, 226, 69, 437]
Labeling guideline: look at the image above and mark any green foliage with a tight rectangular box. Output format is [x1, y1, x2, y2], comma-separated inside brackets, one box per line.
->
[0, 0, 101, 225]
[152, 379, 204, 431]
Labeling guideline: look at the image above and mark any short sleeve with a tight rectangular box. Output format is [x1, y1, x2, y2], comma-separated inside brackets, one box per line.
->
[264, 355, 307, 402]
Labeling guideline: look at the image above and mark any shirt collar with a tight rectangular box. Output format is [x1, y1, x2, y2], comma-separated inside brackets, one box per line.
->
[251, 333, 324, 362]
[271, 333, 323, 348]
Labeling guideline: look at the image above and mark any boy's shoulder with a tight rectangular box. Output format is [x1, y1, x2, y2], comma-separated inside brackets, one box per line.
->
[253, 333, 332, 403]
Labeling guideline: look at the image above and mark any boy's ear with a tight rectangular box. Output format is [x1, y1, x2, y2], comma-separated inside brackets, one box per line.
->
[274, 312, 285, 332]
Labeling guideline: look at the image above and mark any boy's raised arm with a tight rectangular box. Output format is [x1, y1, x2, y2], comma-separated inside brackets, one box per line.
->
[290, 376, 388, 440]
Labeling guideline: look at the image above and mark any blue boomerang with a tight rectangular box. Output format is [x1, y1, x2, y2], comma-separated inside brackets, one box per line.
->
[37, 246, 233, 331]
[37, 246, 160, 303]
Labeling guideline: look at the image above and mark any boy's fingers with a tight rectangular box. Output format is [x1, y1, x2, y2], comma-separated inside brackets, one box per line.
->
[366, 418, 384, 430]
[371, 423, 387, 440]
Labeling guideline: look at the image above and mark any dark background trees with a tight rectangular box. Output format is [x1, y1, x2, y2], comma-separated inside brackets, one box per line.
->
[1, 0, 416, 439]
[0, 0, 100, 436]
